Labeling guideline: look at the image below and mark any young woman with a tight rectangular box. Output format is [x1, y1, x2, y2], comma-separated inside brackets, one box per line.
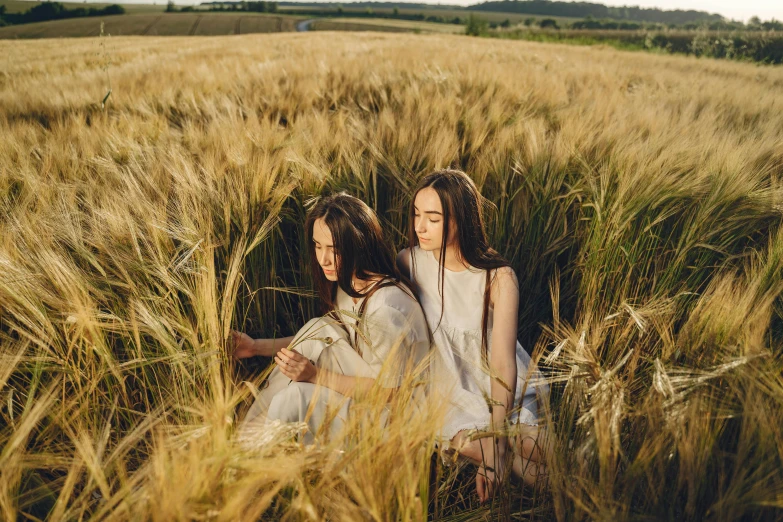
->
[233, 193, 430, 444]
[397, 169, 548, 501]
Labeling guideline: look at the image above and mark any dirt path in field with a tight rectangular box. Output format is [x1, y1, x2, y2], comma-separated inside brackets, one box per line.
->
[188, 15, 203, 36]
[296, 19, 316, 32]
[141, 15, 163, 36]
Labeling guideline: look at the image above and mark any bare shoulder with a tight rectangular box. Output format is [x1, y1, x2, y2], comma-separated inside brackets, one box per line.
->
[493, 266, 518, 286]
[396, 248, 412, 277]
[490, 266, 519, 304]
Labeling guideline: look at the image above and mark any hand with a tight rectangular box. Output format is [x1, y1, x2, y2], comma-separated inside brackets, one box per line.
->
[475, 459, 504, 504]
[275, 347, 317, 383]
[229, 330, 258, 360]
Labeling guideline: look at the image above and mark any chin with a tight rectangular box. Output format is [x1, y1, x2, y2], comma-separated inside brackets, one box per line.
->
[324, 273, 338, 281]
[417, 241, 437, 251]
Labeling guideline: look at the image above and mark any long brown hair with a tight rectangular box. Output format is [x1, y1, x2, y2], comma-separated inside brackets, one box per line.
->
[408, 169, 510, 359]
[305, 192, 410, 313]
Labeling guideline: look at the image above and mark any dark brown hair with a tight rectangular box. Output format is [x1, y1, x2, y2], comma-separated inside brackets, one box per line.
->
[305, 193, 409, 313]
[408, 169, 510, 359]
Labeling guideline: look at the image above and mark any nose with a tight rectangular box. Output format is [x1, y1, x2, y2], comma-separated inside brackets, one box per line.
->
[415, 216, 426, 234]
[318, 249, 332, 268]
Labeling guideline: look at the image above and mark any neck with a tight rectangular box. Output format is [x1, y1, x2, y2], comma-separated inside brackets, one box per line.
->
[350, 273, 383, 302]
[433, 244, 469, 272]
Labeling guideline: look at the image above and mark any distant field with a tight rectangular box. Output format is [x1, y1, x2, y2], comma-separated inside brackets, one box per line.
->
[400, 7, 577, 24]
[311, 19, 408, 33]
[314, 17, 464, 34]
[280, 6, 577, 25]
[0, 0, 165, 14]
[0, 12, 300, 37]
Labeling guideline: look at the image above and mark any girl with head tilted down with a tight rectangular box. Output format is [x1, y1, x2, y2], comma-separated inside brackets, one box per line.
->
[397, 169, 548, 502]
[232, 193, 429, 444]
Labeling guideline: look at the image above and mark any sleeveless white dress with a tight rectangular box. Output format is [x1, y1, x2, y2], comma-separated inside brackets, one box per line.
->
[408, 246, 544, 443]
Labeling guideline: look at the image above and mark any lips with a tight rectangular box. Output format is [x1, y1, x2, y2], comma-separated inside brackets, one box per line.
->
[418, 237, 430, 242]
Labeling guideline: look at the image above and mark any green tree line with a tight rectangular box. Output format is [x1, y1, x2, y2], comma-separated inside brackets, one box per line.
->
[0, 1, 125, 27]
[196, 1, 279, 13]
[468, 0, 724, 25]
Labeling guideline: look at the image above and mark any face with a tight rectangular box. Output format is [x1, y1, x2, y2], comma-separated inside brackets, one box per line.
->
[312, 218, 339, 281]
[413, 187, 455, 252]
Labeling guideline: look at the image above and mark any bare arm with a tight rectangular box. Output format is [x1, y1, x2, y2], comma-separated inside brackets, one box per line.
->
[234, 332, 387, 397]
[487, 267, 520, 460]
[256, 336, 295, 357]
[276, 300, 422, 401]
[275, 348, 393, 400]
[230, 331, 295, 358]
[312, 367, 386, 398]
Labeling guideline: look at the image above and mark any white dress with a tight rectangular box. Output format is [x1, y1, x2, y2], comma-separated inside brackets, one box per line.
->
[408, 246, 544, 443]
[241, 281, 430, 445]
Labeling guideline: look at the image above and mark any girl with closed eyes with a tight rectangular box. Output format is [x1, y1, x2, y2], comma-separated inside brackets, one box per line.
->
[397, 169, 548, 502]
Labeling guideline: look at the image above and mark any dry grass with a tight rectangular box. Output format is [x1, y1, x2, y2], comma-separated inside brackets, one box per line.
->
[1, 32, 783, 520]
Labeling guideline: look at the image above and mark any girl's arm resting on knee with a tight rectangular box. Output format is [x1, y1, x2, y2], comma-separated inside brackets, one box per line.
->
[488, 267, 521, 461]
[276, 348, 394, 400]
[311, 368, 392, 400]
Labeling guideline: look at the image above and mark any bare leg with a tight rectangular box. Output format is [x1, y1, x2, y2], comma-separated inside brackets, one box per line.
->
[512, 425, 549, 487]
[451, 430, 498, 466]
[512, 455, 547, 487]
[512, 424, 549, 464]
[451, 429, 549, 487]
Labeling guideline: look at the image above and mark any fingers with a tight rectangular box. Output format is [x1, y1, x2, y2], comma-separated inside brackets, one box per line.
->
[229, 331, 246, 351]
[275, 356, 294, 379]
[274, 355, 291, 370]
[280, 348, 305, 362]
[476, 465, 500, 504]
[276, 353, 297, 376]
[476, 473, 487, 503]
[485, 475, 495, 500]
[275, 348, 316, 383]
[277, 349, 306, 369]
[275, 351, 305, 380]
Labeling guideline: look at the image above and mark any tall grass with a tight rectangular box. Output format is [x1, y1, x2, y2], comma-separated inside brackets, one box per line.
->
[1, 33, 782, 520]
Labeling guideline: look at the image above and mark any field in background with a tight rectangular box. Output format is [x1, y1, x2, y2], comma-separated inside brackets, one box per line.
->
[0, 12, 299, 37]
[280, 5, 577, 25]
[312, 17, 464, 33]
[2, 33, 783, 520]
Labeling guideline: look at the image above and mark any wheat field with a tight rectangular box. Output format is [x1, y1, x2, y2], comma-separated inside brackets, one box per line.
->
[1, 33, 783, 520]
[0, 13, 301, 38]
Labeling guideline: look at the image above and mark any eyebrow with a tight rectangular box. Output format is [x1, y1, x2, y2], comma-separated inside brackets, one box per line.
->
[413, 205, 443, 216]
[312, 238, 334, 247]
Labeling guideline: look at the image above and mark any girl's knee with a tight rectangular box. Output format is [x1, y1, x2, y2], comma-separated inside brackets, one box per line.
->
[267, 383, 313, 423]
[517, 430, 546, 462]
